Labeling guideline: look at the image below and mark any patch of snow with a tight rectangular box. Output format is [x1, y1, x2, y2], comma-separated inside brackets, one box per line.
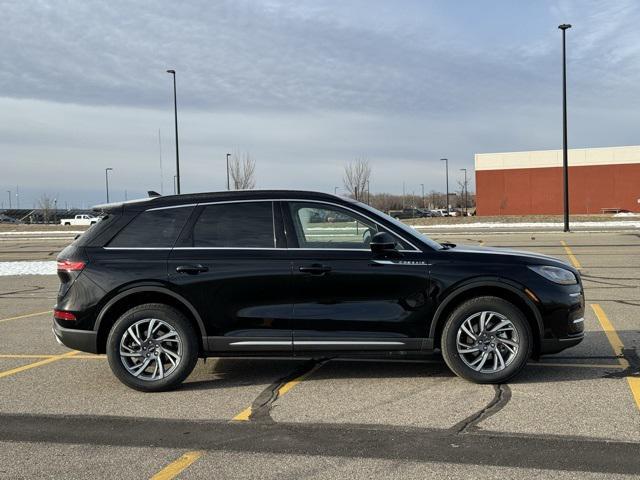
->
[0, 261, 57, 276]
[613, 212, 640, 217]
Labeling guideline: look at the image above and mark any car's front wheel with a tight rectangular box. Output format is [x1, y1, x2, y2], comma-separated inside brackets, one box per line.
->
[106, 303, 198, 392]
[441, 296, 532, 383]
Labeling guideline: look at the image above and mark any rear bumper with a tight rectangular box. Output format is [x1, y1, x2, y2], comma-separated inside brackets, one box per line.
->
[52, 320, 98, 354]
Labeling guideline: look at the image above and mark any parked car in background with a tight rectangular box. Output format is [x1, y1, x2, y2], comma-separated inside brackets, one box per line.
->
[388, 208, 432, 219]
[60, 214, 100, 226]
[0, 213, 20, 224]
[54, 190, 584, 391]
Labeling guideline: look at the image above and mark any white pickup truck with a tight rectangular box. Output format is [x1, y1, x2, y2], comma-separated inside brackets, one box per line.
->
[60, 214, 100, 226]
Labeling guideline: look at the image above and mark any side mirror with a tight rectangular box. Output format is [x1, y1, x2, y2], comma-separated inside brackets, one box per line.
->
[370, 231, 399, 255]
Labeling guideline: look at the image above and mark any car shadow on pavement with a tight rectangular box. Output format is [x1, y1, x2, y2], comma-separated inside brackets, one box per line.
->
[177, 342, 624, 391]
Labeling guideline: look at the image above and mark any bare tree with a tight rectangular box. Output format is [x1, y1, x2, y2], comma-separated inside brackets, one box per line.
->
[343, 158, 371, 201]
[38, 194, 55, 223]
[230, 151, 256, 190]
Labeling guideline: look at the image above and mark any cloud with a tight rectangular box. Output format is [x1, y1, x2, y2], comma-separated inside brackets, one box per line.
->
[1, 0, 640, 207]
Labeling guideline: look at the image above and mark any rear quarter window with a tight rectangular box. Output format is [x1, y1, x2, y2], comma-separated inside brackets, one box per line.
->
[108, 207, 193, 248]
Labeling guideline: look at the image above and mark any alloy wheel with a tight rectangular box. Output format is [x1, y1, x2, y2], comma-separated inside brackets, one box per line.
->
[456, 310, 519, 374]
[119, 318, 183, 381]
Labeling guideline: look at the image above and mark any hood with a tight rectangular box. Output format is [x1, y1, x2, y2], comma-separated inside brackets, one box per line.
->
[445, 244, 576, 271]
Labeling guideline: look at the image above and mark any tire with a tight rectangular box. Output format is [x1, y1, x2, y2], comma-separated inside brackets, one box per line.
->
[64, 222, 71, 226]
[106, 303, 199, 392]
[441, 296, 532, 384]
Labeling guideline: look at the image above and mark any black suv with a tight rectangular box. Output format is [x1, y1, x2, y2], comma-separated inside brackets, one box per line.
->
[54, 190, 584, 391]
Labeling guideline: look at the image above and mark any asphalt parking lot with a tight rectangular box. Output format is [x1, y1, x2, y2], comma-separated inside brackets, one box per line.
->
[0, 229, 639, 478]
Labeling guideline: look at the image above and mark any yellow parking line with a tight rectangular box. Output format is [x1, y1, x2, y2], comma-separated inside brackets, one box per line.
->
[591, 303, 640, 411]
[0, 354, 104, 359]
[232, 407, 252, 421]
[0, 350, 79, 379]
[150, 451, 203, 480]
[232, 362, 325, 421]
[0, 354, 57, 359]
[0, 310, 50, 324]
[560, 240, 582, 269]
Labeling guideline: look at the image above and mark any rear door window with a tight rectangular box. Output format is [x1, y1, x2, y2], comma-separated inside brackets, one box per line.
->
[179, 201, 275, 248]
[108, 207, 193, 248]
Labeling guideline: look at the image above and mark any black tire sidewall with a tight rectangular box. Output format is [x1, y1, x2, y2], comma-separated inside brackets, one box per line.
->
[441, 296, 532, 384]
[106, 303, 198, 392]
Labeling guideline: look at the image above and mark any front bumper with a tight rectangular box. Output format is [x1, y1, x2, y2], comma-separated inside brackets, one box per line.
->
[539, 333, 584, 354]
[52, 320, 98, 354]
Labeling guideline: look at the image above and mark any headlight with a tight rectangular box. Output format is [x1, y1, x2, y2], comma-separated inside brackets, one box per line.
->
[528, 265, 577, 285]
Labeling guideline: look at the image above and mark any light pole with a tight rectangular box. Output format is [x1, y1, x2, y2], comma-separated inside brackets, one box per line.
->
[441, 158, 449, 212]
[420, 183, 425, 208]
[226, 153, 231, 190]
[460, 168, 468, 216]
[166, 69, 180, 194]
[173, 175, 177, 195]
[105, 168, 113, 203]
[559, 24, 571, 232]
[6, 190, 11, 209]
[334, 186, 339, 195]
[367, 180, 370, 205]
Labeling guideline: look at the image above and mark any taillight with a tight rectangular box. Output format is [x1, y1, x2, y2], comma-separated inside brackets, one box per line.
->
[54, 309, 76, 321]
[57, 260, 86, 272]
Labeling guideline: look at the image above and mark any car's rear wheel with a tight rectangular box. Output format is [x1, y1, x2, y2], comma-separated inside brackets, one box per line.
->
[106, 303, 198, 392]
[441, 296, 532, 383]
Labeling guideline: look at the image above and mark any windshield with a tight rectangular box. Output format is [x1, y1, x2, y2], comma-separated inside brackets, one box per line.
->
[352, 200, 442, 250]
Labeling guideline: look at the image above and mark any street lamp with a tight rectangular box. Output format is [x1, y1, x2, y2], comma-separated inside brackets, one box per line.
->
[420, 183, 425, 208]
[460, 168, 468, 216]
[6, 190, 11, 209]
[441, 158, 449, 213]
[166, 69, 180, 195]
[226, 153, 231, 190]
[105, 168, 113, 203]
[334, 186, 339, 195]
[559, 24, 571, 232]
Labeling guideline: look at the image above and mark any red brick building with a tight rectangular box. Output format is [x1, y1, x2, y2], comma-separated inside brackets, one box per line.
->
[475, 146, 640, 215]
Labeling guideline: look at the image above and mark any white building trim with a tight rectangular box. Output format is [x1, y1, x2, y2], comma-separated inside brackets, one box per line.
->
[475, 145, 640, 171]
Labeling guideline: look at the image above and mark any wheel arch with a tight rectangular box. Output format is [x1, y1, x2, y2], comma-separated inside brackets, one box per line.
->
[94, 286, 206, 354]
[429, 279, 544, 354]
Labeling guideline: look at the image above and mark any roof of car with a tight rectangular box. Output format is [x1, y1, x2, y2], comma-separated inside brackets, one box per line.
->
[93, 189, 350, 212]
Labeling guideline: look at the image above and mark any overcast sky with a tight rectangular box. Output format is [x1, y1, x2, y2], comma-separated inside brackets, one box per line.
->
[1, 0, 640, 208]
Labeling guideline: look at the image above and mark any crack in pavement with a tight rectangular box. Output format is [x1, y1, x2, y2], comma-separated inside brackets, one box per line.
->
[604, 348, 640, 379]
[451, 384, 512, 434]
[247, 358, 330, 423]
[0, 286, 45, 297]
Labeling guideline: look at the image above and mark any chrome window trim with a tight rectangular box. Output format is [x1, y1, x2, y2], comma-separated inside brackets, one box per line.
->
[146, 203, 198, 211]
[133, 198, 421, 252]
[104, 246, 419, 252]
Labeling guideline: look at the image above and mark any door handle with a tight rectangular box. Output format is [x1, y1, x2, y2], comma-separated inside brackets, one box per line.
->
[176, 264, 209, 274]
[299, 264, 332, 275]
